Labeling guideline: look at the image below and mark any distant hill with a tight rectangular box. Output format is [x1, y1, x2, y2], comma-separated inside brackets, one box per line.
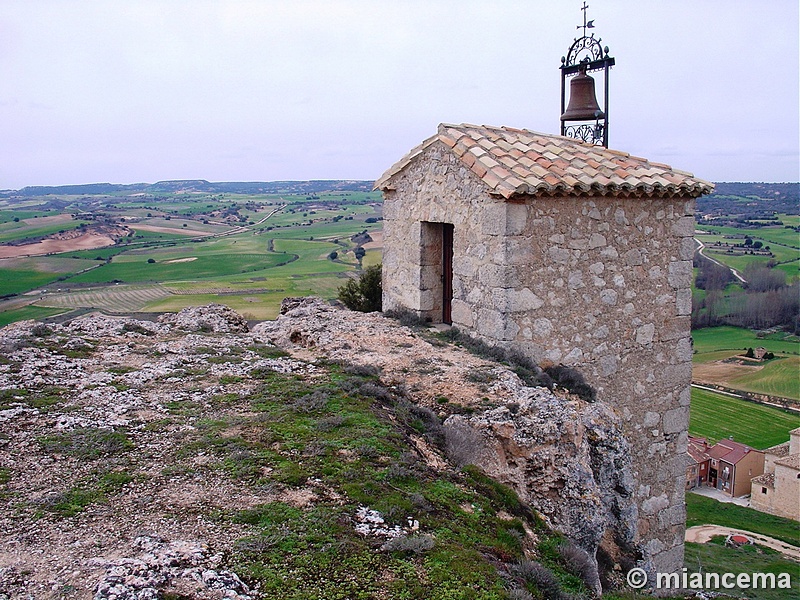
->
[4, 180, 374, 197]
[698, 182, 799, 217]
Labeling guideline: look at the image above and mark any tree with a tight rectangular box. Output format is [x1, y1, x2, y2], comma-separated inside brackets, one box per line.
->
[338, 264, 382, 312]
[354, 246, 366, 263]
[328, 251, 338, 260]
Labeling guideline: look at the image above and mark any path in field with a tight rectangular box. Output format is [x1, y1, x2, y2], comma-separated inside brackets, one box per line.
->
[685, 525, 800, 560]
[695, 239, 747, 283]
[36, 285, 172, 312]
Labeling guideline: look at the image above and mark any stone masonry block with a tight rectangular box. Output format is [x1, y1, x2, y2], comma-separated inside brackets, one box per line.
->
[663, 406, 689, 435]
[676, 288, 692, 316]
[671, 216, 695, 237]
[668, 261, 693, 289]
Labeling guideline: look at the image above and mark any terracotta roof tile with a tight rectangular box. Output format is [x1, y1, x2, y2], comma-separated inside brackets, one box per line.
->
[374, 123, 715, 198]
[765, 442, 790, 457]
[751, 472, 774, 487]
[775, 454, 800, 469]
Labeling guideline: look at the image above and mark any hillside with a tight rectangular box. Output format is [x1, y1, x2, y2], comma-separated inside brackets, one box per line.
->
[0, 300, 639, 599]
[3, 180, 374, 198]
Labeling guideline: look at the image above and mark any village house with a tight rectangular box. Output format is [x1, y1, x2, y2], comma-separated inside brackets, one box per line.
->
[376, 123, 713, 574]
[686, 435, 765, 497]
[685, 436, 711, 490]
[751, 427, 800, 520]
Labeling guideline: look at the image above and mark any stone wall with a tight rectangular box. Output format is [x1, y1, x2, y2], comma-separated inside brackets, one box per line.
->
[381, 141, 696, 577]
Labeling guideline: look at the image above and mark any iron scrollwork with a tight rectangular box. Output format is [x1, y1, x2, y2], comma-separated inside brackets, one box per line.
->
[564, 35, 605, 68]
[563, 123, 605, 146]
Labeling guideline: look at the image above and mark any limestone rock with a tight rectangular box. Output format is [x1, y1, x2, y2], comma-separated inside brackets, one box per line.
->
[158, 304, 249, 333]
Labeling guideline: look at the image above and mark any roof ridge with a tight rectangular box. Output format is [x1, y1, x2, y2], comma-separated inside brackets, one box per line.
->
[376, 123, 714, 198]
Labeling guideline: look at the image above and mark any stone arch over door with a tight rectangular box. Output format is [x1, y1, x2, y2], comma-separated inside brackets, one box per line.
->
[420, 221, 454, 324]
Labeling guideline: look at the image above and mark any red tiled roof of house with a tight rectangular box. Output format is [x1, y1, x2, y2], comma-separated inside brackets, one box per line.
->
[687, 436, 711, 463]
[375, 123, 714, 199]
[707, 439, 760, 465]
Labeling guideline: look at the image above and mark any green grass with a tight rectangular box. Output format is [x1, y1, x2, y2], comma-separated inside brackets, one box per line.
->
[0, 220, 88, 243]
[724, 356, 800, 399]
[36, 470, 133, 518]
[0, 190, 383, 322]
[684, 539, 799, 600]
[690, 387, 800, 448]
[179, 365, 584, 599]
[0, 269, 64, 296]
[693, 327, 800, 360]
[686, 493, 800, 547]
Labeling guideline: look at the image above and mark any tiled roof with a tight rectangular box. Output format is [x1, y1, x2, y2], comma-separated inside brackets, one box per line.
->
[764, 441, 790, 458]
[775, 454, 800, 470]
[374, 123, 714, 199]
[751, 472, 774, 487]
[707, 439, 761, 465]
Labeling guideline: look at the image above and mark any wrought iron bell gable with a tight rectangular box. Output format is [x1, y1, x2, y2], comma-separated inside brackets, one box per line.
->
[558, 3, 614, 147]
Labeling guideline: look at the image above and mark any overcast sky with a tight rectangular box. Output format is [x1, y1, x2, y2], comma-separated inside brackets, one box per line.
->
[2, 1, 798, 189]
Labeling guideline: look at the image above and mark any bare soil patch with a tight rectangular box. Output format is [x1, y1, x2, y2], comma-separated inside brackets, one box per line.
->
[693, 361, 765, 387]
[21, 214, 73, 226]
[0, 233, 117, 259]
[361, 230, 383, 250]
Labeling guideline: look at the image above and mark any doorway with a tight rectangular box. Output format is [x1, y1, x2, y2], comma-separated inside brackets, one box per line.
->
[442, 223, 454, 324]
[419, 222, 454, 324]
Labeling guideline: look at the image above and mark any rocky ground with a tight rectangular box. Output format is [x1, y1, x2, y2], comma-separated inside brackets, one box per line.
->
[0, 299, 633, 599]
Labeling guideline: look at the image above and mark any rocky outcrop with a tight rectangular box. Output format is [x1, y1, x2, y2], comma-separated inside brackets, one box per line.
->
[443, 390, 638, 593]
[258, 297, 642, 590]
[1, 300, 642, 597]
[90, 535, 252, 600]
[158, 304, 249, 333]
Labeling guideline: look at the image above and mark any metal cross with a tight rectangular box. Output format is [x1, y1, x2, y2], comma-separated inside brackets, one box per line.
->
[577, 2, 595, 37]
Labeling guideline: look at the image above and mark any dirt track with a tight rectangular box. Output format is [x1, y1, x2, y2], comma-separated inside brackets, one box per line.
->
[685, 525, 800, 560]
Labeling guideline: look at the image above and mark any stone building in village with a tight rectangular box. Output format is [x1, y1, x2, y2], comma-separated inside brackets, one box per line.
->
[751, 427, 800, 521]
[375, 123, 713, 575]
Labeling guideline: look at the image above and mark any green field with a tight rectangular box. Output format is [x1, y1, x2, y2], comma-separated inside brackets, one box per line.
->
[693, 327, 800, 359]
[686, 493, 800, 547]
[696, 217, 800, 280]
[0, 305, 66, 327]
[0, 188, 383, 322]
[684, 540, 799, 600]
[689, 387, 800, 449]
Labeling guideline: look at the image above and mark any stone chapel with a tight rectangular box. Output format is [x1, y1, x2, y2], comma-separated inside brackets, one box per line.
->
[375, 122, 713, 574]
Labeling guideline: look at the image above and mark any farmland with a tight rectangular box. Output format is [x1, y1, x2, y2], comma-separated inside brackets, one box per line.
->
[692, 326, 800, 400]
[0, 182, 382, 322]
[689, 387, 800, 449]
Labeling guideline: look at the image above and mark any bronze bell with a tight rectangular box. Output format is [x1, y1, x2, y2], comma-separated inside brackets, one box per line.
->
[561, 68, 604, 122]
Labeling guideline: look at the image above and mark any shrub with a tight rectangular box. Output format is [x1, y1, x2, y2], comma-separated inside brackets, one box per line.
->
[558, 542, 598, 590]
[338, 264, 382, 312]
[38, 427, 133, 459]
[514, 559, 562, 600]
[30, 323, 52, 337]
[380, 534, 434, 555]
[445, 422, 484, 468]
[543, 365, 596, 402]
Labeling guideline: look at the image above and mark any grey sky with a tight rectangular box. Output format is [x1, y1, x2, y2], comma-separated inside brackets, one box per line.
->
[2, 0, 798, 189]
